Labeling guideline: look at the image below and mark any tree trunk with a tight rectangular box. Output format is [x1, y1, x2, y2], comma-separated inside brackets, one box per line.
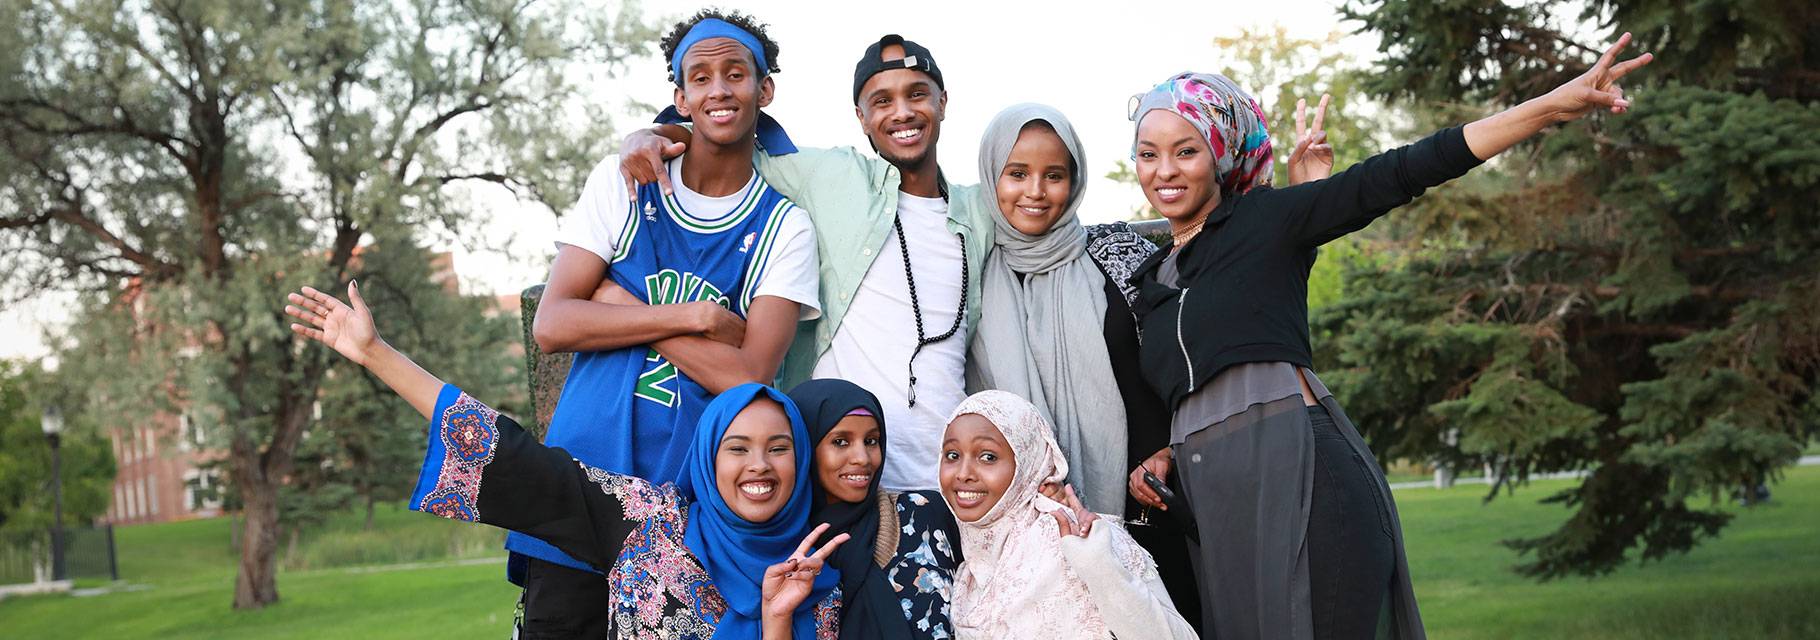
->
[225, 345, 325, 610]
[363, 494, 376, 532]
[232, 480, 282, 609]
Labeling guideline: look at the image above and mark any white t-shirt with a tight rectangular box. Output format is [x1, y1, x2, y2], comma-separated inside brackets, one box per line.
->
[813, 192, 968, 491]
[557, 155, 821, 320]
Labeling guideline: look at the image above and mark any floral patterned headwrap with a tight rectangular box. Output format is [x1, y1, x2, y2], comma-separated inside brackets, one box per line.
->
[1129, 71, 1274, 197]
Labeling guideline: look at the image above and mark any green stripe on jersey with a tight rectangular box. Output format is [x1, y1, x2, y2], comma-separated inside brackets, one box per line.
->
[662, 175, 766, 233]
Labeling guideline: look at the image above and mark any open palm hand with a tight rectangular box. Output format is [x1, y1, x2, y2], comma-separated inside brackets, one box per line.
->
[285, 282, 380, 366]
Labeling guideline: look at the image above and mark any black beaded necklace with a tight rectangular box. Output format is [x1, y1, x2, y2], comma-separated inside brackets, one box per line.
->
[893, 195, 967, 408]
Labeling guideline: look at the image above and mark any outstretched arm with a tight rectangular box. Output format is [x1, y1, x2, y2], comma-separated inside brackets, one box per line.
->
[288, 282, 644, 568]
[286, 281, 443, 419]
[1279, 33, 1651, 247]
[1463, 32, 1652, 160]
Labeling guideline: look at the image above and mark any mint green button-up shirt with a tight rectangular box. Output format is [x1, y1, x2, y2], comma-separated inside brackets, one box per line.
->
[755, 146, 994, 388]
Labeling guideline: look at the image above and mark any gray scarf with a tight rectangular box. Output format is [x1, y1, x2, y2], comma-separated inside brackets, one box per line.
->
[967, 103, 1129, 517]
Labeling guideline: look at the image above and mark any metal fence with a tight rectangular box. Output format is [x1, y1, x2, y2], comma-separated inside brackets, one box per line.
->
[0, 526, 120, 586]
[0, 534, 39, 585]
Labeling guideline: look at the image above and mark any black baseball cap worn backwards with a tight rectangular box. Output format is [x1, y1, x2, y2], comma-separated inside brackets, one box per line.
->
[852, 34, 945, 104]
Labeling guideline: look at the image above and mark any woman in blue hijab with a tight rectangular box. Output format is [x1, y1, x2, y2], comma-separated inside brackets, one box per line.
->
[283, 281, 847, 639]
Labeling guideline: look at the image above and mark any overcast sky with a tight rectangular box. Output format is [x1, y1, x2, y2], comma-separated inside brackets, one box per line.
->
[3, 0, 1376, 361]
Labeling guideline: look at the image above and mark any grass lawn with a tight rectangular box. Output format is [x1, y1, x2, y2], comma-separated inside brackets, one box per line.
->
[2, 468, 1816, 638]
[0, 503, 516, 639]
[1401, 465, 1820, 639]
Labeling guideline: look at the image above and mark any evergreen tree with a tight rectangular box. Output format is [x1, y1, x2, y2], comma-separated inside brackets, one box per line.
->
[1323, 0, 1820, 577]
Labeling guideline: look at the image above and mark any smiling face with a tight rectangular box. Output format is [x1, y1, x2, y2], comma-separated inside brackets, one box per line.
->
[813, 415, 882, 504]
[1135, 110, 1221, 225]
[854, 43, 945, 173]
[938, 413, 1017, 523]
[995, 122, 1076, 237]
[714, 398, 797, 523]
[674, 37, 774, 151]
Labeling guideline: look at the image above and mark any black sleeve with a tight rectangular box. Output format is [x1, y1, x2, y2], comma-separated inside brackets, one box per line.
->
[408, 385, 644, 571]
[1272, 126, 1483, 247]
[1098, 268, 1171, 471]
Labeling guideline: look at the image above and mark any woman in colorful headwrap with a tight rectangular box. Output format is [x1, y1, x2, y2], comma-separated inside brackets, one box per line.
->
[788, 378, 962, 640]
[940, 390, 1197, 639]
[283, 282, 848, 640]
[965, 102, 1337, 633]
[1123, 35, 1652, 640]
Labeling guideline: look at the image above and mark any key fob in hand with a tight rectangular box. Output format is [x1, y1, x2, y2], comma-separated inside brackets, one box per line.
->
[1144, 470, 1199, 543]
[1143, 471, 1175, 502]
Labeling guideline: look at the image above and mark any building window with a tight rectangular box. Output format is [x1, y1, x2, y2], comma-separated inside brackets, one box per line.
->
[148, 474, 160, 517]
[183, 469, 223, 512]
[183, 470, 199, 511]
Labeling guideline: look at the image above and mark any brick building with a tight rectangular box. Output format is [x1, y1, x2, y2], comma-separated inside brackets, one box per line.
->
[102, 251, 521, 525]
[106, 412, 223, 524]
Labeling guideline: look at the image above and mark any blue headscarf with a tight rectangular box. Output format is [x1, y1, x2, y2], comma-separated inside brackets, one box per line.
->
[658, 17, 797, 155]
[677, 383, 838, 639]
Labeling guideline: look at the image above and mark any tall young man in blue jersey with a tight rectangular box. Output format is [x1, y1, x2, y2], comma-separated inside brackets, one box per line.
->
[621, 36, 995, 496]
[523, 10, 819, 637]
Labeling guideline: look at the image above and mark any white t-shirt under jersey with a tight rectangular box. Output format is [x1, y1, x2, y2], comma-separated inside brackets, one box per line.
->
[556, 155, 821, 320]
[813, 192, 968, 492]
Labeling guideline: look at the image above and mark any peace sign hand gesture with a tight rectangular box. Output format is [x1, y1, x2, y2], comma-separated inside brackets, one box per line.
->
[1547, 31, 1654, 122]
[1285, 93, 1334, 186]
[762, 523, 851, 623]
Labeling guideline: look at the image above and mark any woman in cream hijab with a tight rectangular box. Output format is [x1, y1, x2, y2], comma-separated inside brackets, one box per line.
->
[939, 389, 1196, 639]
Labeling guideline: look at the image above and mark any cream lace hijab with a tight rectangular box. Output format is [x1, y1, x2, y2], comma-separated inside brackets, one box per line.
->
[943, 390, 1151, 639]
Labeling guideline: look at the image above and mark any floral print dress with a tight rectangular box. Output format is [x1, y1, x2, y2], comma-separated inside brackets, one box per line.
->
[880, 489, 963, 638]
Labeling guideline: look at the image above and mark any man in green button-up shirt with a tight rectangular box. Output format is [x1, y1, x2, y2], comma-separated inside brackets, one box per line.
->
[622, 34, 992, 492]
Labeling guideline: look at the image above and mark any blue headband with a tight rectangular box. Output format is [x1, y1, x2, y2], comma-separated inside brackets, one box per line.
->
[659, 18, 796, 155]
[669, 18, 770, 82]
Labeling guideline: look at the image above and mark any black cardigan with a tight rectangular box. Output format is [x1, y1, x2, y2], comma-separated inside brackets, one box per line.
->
[1086, 223, 1205, 633]
[1129, 126, 1484, 409]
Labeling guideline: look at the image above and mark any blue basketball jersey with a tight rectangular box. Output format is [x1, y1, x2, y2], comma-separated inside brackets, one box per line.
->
[507, 169, 798, 572]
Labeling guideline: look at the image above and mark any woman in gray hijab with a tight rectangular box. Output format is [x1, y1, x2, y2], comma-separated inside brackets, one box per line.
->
[964, 103, 1202, 631]
[966, 102, 1337, 637]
